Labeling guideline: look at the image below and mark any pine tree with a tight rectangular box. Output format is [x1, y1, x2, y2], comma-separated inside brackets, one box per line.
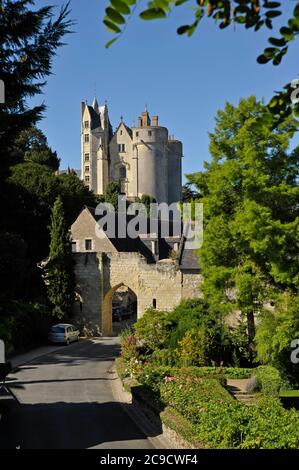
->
[0, 0, 72, 189]
[47, 196, 75, 320]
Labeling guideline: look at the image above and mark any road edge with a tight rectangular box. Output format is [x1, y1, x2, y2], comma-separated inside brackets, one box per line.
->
[109, 364, 175, 450]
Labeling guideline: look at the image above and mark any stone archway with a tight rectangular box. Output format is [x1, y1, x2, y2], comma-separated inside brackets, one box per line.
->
[102, 283, 137, 336]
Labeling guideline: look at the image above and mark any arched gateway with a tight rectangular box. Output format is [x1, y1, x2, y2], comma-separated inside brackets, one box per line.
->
[71, 207, 202, 336]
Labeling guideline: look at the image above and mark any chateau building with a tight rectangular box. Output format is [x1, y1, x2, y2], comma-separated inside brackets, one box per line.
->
[81, 98, 183, 204]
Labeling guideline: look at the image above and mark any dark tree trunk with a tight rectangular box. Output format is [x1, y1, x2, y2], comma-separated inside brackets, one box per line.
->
[247, 311, 256, 365]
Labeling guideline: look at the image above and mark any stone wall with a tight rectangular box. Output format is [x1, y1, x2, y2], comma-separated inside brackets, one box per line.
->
[73, 253, 102, 336]
[73, 250, 202, 336]
[182, 271, 203, 300]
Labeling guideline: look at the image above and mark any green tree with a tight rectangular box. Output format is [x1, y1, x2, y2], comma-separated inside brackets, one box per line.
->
[0, 0, 72, 187]
[255, 292, 299, 384]
[58, 172, 98, 225]
[104, 180, 121, 209]
[23, 128, 60, 171]
[190, 97, 299, 359]
[134, 308, 172, 352]
[46, 196, 75, 319]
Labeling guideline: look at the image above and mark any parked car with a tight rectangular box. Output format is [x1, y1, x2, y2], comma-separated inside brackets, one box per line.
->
[48, 324, 80, 345]
[112, 307, 131, 322]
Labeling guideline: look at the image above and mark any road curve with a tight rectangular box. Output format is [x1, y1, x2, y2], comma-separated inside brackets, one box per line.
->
[0, 338, 155, 449]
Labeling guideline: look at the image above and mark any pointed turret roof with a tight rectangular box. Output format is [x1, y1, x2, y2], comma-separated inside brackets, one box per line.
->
[92, 96, 100, 114]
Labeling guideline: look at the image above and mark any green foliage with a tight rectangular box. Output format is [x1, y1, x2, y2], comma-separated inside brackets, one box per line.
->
[0, 0, 72, 184]
[255, 365, 283, 397]
[0, 301, 52, 353]
[150, 348, 178, 366]
[0, 1, 76, 352]
[104, 1, 291, 46]
[177, 328, 209, 367]
[135, 365, 299, 448]
[255, 294, 299, 385]
[104, 181, 121, 209]
[16, 127, 60, 171]
[46, 196, 75, 319]
[119, 328, 138, 362]
[167, 299, 242, 366]
[103, 1, 299, 131]
[189, 97, 299, 359]
[134, 308, 172, 352]
[58, 172, 98, 225]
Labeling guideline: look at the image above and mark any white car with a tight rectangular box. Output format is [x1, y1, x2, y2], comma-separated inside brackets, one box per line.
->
[48, 324, 80, 345]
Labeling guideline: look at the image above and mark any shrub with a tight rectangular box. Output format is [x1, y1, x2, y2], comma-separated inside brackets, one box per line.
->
[240, 397, 299, 449]
[159, 370, 299, 448]
[134, 308, 171, 352]
[177, 328, 209, 366]
[166, 299, 209, 349]
[255, 366, 283, 397]
[0, 302, 52, 352]
[137, 365, 173, 394]
[119, 329, 138, 363]
[150, 348, 178, 366]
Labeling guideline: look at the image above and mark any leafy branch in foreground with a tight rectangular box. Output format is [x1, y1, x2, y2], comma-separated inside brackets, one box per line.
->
[103, 1, 299, 128]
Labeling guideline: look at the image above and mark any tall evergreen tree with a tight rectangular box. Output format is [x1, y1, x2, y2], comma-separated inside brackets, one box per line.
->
[47, 196, 75, 320]
[0, 0, 72, 189]
[189, 97, 299, 360]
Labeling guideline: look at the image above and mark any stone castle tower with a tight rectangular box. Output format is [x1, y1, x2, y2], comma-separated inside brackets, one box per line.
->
[81, 98, 183, 204]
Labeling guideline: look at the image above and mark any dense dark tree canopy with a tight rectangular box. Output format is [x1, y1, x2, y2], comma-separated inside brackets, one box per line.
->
[0, 0, 72, 183]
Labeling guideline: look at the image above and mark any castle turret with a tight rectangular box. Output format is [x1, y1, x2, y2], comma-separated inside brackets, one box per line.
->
[81, 98, 111, 194]
[132, 111, 169, 203]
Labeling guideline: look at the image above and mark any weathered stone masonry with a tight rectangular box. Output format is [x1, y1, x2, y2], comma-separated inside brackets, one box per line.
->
[71, 207, 202, 335]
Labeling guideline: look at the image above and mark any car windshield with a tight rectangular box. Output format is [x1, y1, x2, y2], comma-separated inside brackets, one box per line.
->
[51, 326, 65, 334]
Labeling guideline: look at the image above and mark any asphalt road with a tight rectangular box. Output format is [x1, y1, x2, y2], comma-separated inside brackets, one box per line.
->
[0, 338, 155, 449]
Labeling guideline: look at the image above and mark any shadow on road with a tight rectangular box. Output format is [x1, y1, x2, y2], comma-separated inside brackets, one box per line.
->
[22, 340, 121, 367]
[0, 399, 160, 449]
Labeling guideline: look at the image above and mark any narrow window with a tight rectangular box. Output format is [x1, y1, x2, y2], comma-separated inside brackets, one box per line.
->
[85, 239, 93, 251]
[85, 134, 89, 143]
[84, 121, 89, 129]
[153, 299, 157, 309]
[85, 166, 90, 173]
[85, 153, 90, 161]
[119, 165, 126, 179]
[136, 132, 139, 138]
[72, 241, 77, 253]
[85, 176, 90, 183]
[148, 131, 152, 137]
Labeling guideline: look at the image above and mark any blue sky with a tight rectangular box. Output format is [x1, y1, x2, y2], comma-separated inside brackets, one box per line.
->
[32, 0, 299, 180]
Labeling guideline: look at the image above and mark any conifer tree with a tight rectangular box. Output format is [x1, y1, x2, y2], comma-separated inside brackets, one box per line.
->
[0, 0, 72, 186]
[47, 196, 75, 319]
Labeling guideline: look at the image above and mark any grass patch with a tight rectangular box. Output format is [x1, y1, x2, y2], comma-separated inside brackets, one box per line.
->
[280, 390, 299, 397]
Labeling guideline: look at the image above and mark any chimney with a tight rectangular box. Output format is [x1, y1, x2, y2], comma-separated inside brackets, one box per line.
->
[142, 111, 151, 127]
[138, 116, 142, 127]
[152, 115, 159, 127]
